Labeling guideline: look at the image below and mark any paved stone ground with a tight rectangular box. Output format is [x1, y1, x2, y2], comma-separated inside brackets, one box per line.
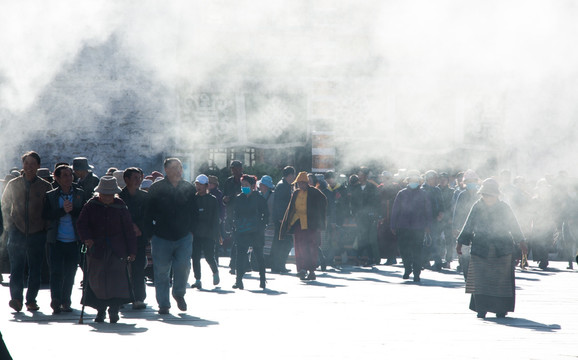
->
[1, 260, 577, 360]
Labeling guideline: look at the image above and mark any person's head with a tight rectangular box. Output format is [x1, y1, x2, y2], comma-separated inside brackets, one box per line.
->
[478, 178, 500, 205]
[380, 171, 392, 185]
[259, 175, 274, 194]
[94, 176, 122, 201]
[324, 171, 336, 186]
[123, 167, 142, 189]
[293, 171, 309, 191]
[349, 174, 359, 187]
[164, 158, 183, 183]
[208, 175, 219, 191]
[307, 173, 317, 187]
[282, 166, 296, 184]
[21, 151, 41, 179]
[72, 157, 90, 179]
[241, 174, 257, 194]
[54, 165, 73, 189]
[463, 169, 480, 191]
[499, 169, 512, 185]
[439, 172, 449, 187]
[195, 174, 209, 195]
[230, 160, 243, 178]
[406, 170, 421, 189]
[358, 166, 370, 184]
[424, 170, 438, 187]
[106, 167, 118, 176]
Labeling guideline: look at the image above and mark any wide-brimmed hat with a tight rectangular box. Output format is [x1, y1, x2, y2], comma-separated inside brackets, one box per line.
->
[94, 176, 122, 195]
[292, 171, 309, 184]
[259, 175, 275, 189]
[478, 178, 500, 197]
[72, 157, 90, 171]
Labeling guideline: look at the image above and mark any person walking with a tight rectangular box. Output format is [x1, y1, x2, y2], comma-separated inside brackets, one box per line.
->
[232, 175, 268, 289]
[280, 172, 327, 281]
[2, 151, 52, 312]
[390, 170, 432, 282]
[456, 178, 527, 319]
[144, 158, 195, 314]
[43, 165, 86, 314]
[76, 176, 137, 323]
[191, 174, 220, 289]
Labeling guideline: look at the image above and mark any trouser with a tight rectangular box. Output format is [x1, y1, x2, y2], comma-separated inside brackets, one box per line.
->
[356, 214, 379, 262]
[151, 234, 192, 309]
[131, 242, 147, 302]
[270, 222, 293, 271]
[48, 241, 79, 307]
[192, 235, 219, 280]
[397, 229, 424, 276]
[424, 221, 443, 266]
[7, 229, 46, 304]
[293, 226, 320, 273]
[236, 232, 265, 280]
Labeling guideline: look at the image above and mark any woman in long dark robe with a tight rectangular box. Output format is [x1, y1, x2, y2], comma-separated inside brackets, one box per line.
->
[456, 178, 527, 319]
[77, 176, 137, 323]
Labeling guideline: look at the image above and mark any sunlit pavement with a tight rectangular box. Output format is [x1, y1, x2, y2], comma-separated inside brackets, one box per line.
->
[1, 259, 577, 360]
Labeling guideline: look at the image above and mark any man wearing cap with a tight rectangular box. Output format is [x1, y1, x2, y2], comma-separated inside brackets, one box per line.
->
[144, 158, 195, 314]
[2, 151, 53, 312]
[72, 157, 99, 196]
[223, 160, 243, 274]
[280, 171, 327, 281]
[119, 167, 149, 310]
[208, 175, 225, 263]
[191, 174, 220, 289]
[271, 166, 296, 273]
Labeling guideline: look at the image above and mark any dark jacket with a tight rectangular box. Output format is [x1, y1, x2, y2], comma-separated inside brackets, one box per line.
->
[234, 191, 268, 234]
[457, 199, 525, 258]
[144, 178, 195, 241]
[76, 197, 137, 259]
[193, 193, 220, 241]
[1, 175, 52, 235]
[119, 187, 149, 246]
[279, 186, 327, 239]
[75, 172, 99, 196]
[272, 178, 292, 223]
[350, 181, 380, 218]
[390, 186, 432, 231]
[43, 185, 86, 244]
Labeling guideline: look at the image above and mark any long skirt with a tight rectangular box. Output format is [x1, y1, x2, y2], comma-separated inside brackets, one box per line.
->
[466, 246, 515, 314]
[81, 247, 133, 310]
[293, 225, 320, 272]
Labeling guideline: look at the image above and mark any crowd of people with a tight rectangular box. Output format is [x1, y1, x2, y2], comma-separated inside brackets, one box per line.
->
[1, 150, 578, 324]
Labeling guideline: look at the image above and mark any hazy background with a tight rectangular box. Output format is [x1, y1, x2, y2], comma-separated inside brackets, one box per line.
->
[1, 0, 577, 180]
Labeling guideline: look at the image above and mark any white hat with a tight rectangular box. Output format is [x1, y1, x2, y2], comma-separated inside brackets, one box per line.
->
[195, 174, 209, 185]
[112, 170, 126, 188]
[94, 176, 122, 195]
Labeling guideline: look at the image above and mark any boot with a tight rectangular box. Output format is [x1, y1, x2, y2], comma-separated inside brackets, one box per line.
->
[95, 308, 106, 323]
[108, 306, 120, 323]
[259, 273, 266, 289]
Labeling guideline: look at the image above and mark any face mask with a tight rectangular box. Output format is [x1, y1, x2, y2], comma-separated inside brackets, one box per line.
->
[408, 182, 419, 189]
[466, 183, 478, 191]
[241, 187, 251, 195]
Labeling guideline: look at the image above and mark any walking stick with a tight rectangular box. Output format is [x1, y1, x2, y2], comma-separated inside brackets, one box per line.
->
[78, 244, 88, 324]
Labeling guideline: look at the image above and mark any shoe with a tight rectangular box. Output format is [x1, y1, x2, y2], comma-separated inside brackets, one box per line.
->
[51, 300, 61, 314]
[413, 274, 421, 282]
[60, 304, 73, 312]
[229, 268, 236, 275]
[213, 273, 220, 286]
[158, 307, 170, 315]
[442, 262, 451, 269]
[95, 309, 106, 323]
[108, 308, 120, 323]
[132, 301, 146, 310]
[232, 279, 244, 290]
[402, 270, 411, 280]
[384, 259, 397, 265]
[260, 276, 266, 289]
[306, 271, 316, 281]
[297, 270, 307, 280]
[280, 268, 291, 273]
[191, 280, 202, 289]
[496, 312, 507, 318]
[9, 299, 22, 312]
[26, 302, 40, 312]
[477, 312, 487, 319]
[174, 296, 187, 311]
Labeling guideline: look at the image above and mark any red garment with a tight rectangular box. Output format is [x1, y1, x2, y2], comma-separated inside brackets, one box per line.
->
[293, 225, 320, 272]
